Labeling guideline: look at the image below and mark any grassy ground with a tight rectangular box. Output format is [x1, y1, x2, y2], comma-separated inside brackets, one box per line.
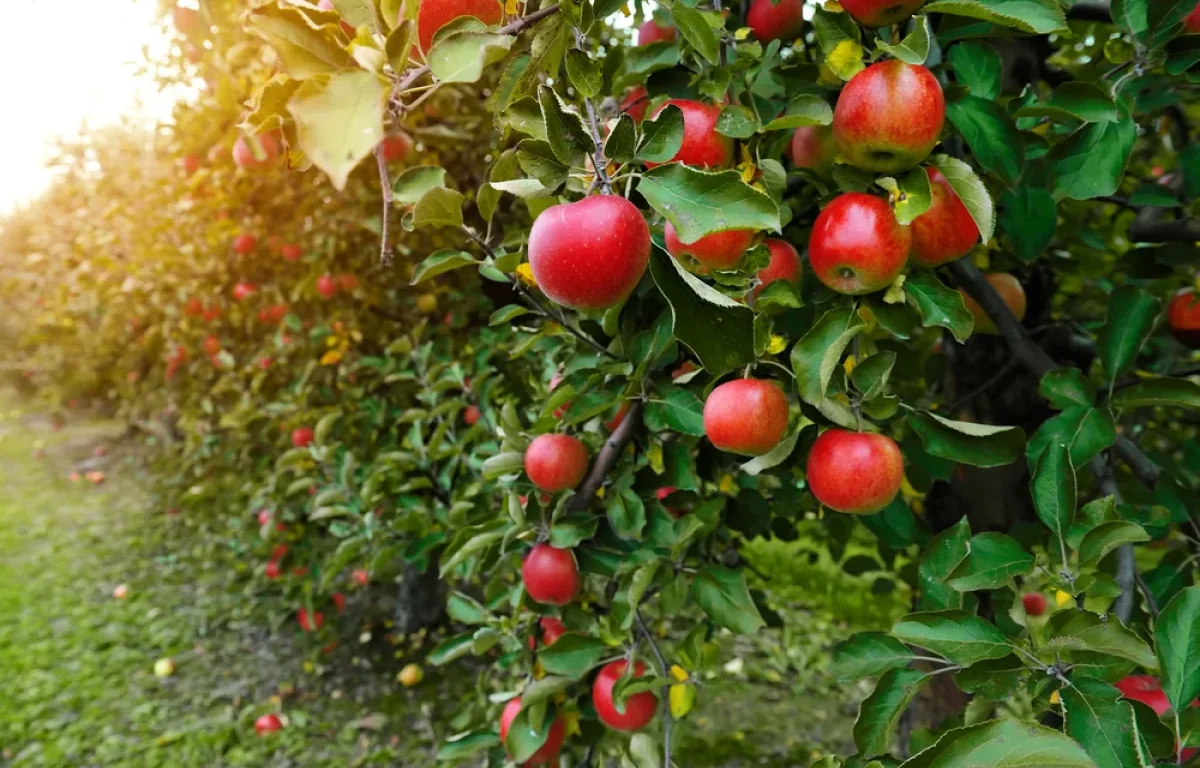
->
[0, 398, 879, 767]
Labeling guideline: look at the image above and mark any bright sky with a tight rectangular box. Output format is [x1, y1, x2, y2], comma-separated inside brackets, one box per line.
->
[0, 0, 175, 212]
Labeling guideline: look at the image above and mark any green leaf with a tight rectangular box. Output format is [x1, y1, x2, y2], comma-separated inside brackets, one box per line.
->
[604, 114, 637, 164]
[876, 165, 932, 226]
[918, 517, 971, 611]
[1062, 677, 1146, 768]
[948, 41, 1002, 100]
[761, 94, 834, 131]
[320, 538, 366, 591]
[1051, 118, 1137, 201]
[929, 154, 996, 243]
[851, 351, 897, 401]
[1128, 183, 1181, 208]
[411, 250, 478, 285]
[288, 71, 389, 191]
[481, 451, 525, 479]
[739, 426, 803, 476]
[832, 632, 922, 681]
[412, 187, 466, 229]
[636, 104, 685, 164]
[812, 7, 864, 81]
[520, 675, 573, 707]
[516, 139, 569, 190]
[648, 249, 756, 377]
[549, 513, 599, 548]
[564, 49, 602, 98]
[1079, 521, 1149, 568]
[1042, 611, 1157, 669]
[905, 410, 1025, 468]
[428, 632, 474, 665]
[437, 731, 501, 761]
[538, 634, 610, 679]
[629, 733, 662, 768]
[331, 0, 383, 31]
[791, 307, 865, 423]
[1112, 377, 1200, 409]
[446, 591, 490, 624]
[247, 5, 354, 78]
[891, 611, 1012, 666]
[392, 165, 448, 205]
[945, 533, 1034, 591]
[691, 565, 766, 635]
[1014, 82, 1119, 124]
[607, 490, 647, 539]
[899, 718, 1096, 768]
[1030, 440, 1075, 547]
[671, 4, 720, 65]
[904, 272, 974, 342]
[715, 106, 761, 140]
[1026, 406, 1116, 467]
[1156, 586, 1200, 712]
[1148, 0, 1197, 49]
[503, 700, 554, 763]
[639, 165, 779, 242]
[999, 185, 1056, 262]
[1097, 286, 1161, 386]
[919, 0, 1068, 34]
[428, 28, 513, 83]
[945, 96, 1024, 184]
[1110, 0, 1149, 39]
[385, 20, 414, 72]
[538, 85, 591, 166]
[645, 387, 706, 437]
[876, 14, 931, 64]
[855, 668, 930, 757]
[1039, 369, 1095, 409]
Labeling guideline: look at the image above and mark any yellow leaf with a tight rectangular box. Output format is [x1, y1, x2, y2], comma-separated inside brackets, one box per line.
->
[766, 334, 787, 355]
[718, 473, 737, 494]
[516, 262, 537, 287]
[843, 355, 857, 376]
[882, 273, 907, 304]
[561, 708, 582, 737]
[670, 683, 697, 719]
[647, 442, 664, 474]
[733, 26, 752, 40]
[669, 664, 689, 682]
[1050, 690, 1061, 705]
[974, 249, 991, 270]
[825, 39, 865, 81]
[1055, 589, 1073, 608]
[504, 0, 519, 14]
[320, 349, 344, 366]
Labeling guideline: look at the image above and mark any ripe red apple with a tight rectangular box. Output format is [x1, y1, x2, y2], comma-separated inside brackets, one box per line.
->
[337, 273, 359, 291]
[605, 402, 632, 432]
[298, 608, 324, 632]
[958, 272, 1026, 335]
[232, 133, 281, 170]
[665, 221, 754, 271]
[593, 661, 658, 731]
[703, 378, 789, 456]
[464, 405, 481, 425]
[254, 713, 283, 735]
[316, 274, 338, 299]
[833, 60, 945, 173]
[806, 428, 904, 514]
[203, 335, 221, 356]
[1168, 288, 1200, 348]
[747, 0, 805, 42]
[647, 100, 734, 169]
[789, 125, 836, 177]
[232, 282, 257, 301]
[181, 154, 202, 175]
[524, 434, 588, 492]
[416, 0, 502, 52]
[499, 698, 566, 765]
[637, 19, 676, 45]
[539, 617, 566, 646]
[258, 357, 272, 370]
[184, 296, 204, 317]
[1115, 675, 1199, 760]
[280, 243, 303, 262]
[292, 427, 315, 448]
[672, 361, 698, 380]
[620, 87, 650, 123]
[233, 234, 257, 255]
[380, 133, 413, 163]
[265, 561, 281, 580]
[352, 568, 370, 587]
[1184, 1, 1200, 32]
[754, 239, 802, 296]
[271, 544, 289, 560]
[808, 192, 910, 295]
[527, 195, 650, 311]
[1022, 592, 1046, 616]
[522, 544, 580, 605]
[332, 592, 346, 614]
[839, 0, 925, 27]
[202, 304, 221, 322]
[909, 167, 979, 268]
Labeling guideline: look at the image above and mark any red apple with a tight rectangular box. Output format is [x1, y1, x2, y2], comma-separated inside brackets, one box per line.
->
[958, 272, 1026, 335]
[271, 544, 289, 560]
[203, 335, 221, 356]
[380, 133, 413, 163]
[499, 698, 566, 765]
[833, 60, 944, 173]
[316, 274, 338, 299]
[232, 282, 257, 301]
[754, 239, 802, 296]
[909, 167, 979, 268]
[202, 304, 221, 322]
[524, 434, 589, 492]
[647, 100, 734, 169]
[184, 297, 204, 317]
[265, 561, 281, 580]
[181, 154, 202, 175]
[254, 713, 283, 735]
[620, 87, 650, 123]
[806, 428, 903, 515]
[839, 0, 925, 27]
[232, 133, 281, 170]
[1168, 288, 1200, 348]
[593, 660, 658, 732]
[233, 234, 257, 255]
[258, 357, 272, 370]
[703, 378, 789, 456]
[789, 125, 836, 177]
[808, 192, 910, 295]
[416, 0, 502, 52]
[539, 617, 566, 646]
[464, 405, 481, 425]
[637, 19, 676, 45]
[298, 608, 324, 632]
[280, 243, 303, 262]
[522, 544, 580, 606]
[1022, 592, 1046, 616]
[605, 402, 632, 432]
[337, 273, 359, 291]
[746, 0, 805, 42]
[665, 221, 754, 271]
[291, 427, 315, 448]
[1187, 2, 1200, 33]
[332, 592, 346, 614]
[352, 568, 370, 587]
[527, 195, 650, 311]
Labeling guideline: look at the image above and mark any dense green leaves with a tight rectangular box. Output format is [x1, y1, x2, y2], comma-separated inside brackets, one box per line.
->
[638, 165, 780, 243]
[945, 96, 1024, 184]
[891, 611, 1011, 666]
[999, 186, 1056, 262]
[1079, 521, 1149, 567]
[1156, 586, 1200, 712]
[538, 634, 610, 679]
[1062, 677, 1144, 768]
[791, 307, 866, 429]
[945, 533, 1033, 591]
[900, 718, 1096, 768]
[692, 566, 765, 635]
[1051, 118, 1137, 201]
[1043, 610, 1157, 669]
[854, 668, 929, 756]
[1097, 286, 1161, 386]
[948, 41, 1002, 100]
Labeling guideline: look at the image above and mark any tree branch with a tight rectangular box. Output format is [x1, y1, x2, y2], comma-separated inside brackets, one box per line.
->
[574, 29, 612, 194]
[566, 399, 644, 513]
[1090, 452, 1135, 623]
[376, 145, 393, 267]
[1127, 218, 1200, 243]
[635, 609, 672, 768]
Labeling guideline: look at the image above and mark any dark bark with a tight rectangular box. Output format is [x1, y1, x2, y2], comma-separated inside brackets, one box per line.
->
[394, 560, 446, 634]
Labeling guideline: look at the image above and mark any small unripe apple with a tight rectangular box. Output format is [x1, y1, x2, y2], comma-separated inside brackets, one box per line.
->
[500, 698, 566, 765]
[113, 584, 129, 599]
[316, 274, 338, 299]
[1168, 288, 1200, 348]
[704, 378, 789, 456]
[1022, 592, 1046, 616]
[839, 0, 925, 27]
[789, 125, 836, 177]
[647, 100, 734, 169]
[665, 221, 754, 271]
[463, 405, 481, 425]
[154, 658, 176, 678]
[746, 0, 805, 42]
[809, 193, 910, 295]
[280, 243, 303, 262]
[593, 660, 657, 731]
[232, 133, 281, 170]
[416, 293, 439, 314]
[528, 195, 650, 311]
[909, 167, 979, 269]
[522, 544, 580, 606]
[379, 133, 413, 163]
[806, 428, 904, 514]
[233, 233, 257, 255]
[298, 608, 324, 632]
[958, 272, 1026, 335]
[833, 60, 944, 173]
[181, 154, 202, 175]
[352, 568, 370, 587]
[232, 282, 257, 301]
[291, 426, 315, 448]
[254, 713, 283, 735]
[637, 19, 676, 45]
[524, 434, 588, 492]
[398, 663, 424, 688]
[754, 239, 802, 296]
[416, 0, 502, 52]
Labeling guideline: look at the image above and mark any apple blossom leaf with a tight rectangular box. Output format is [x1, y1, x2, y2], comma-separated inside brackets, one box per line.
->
[1097, 286, 1161, 386]
[446, 591, 490, 624]
[499, 97, 548, 140]
[899, 719, 1096, 768]
[945, 532, 1033, 591]
[538, 85, 591, 165]
[891, 611, 1012, 666]
[904, 272, 974, 343]
[1156, 586, 1200, 712]
[929, 154, 996, 243]
[1029, 440, 1075, 547]
[671, 4, 720, 66]
[1050, 117, 1137, 201]
[715, 106, 761, 139]
[247, 5, 354, 79]
[854, 668, 930, 757]
[905, 409, 1025, 467]
[564, 49, 602, 99]
[1079, 521, 1150, 568]
[999, 185, 1056, 262]
[604, 114, 638, 163]
[648, 249, 756, 377]
[411, 250, 478, 285]
[831, 632, 922, 681]
[691, 565, 765, 635]
[615, 42, 681, 90]
[629, 733, 663, 768]
[920, 0, 1068, 35]
[1014, 82, 1120, 124]
[761, 94, 834, 131]
[1061, 676, 1147, 768]
[877, 166, 933, 225]
[1110, 0, 1149, 39]
[1042, 610, 1157, 668]
[875, 14, 931, 65]
[1038, 369, 1095, 409]
[754, 279, 803, 314]
[412, 187, 466, 229]
[288, 71, 389, 191]
[392, 165, 449, 205]
[437, 731, 501, 761]
[636, 105, 685, 163]
[945, 96, 1024, 184]
[948, 41, 1002, 100]
[503, 701, 553, 763]
[1111, 377, 1200, 409]
[331, 0, 383, 31]
[538, 634, 610, 679]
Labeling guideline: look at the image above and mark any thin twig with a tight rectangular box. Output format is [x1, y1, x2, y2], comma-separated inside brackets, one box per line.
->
[1091, 451, 1136, 624]
[514, 283, 619, 360]
[574, 29, 612, 194]
[1135, 569, 1160, 619]
[376, 145, 393, 267]
[565, 399, 644, 512]
[635, 609, 672, 768]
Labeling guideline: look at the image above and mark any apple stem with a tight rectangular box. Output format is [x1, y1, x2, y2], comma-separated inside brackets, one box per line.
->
[375, 145, 393, 267]
[634, 609, 672, 768]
